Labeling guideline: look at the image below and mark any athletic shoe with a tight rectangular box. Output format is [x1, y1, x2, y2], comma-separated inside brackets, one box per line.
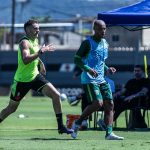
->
[71, 121, 80, 139]
[105, 132, 124, 140]
[97, 119, 106, 131]
[80, 120, 88, 130]
[58, 125, 74, 134]
[67, 96, 81, 106]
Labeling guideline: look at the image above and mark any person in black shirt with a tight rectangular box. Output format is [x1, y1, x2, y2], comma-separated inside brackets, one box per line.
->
[113, 65, 148, 129]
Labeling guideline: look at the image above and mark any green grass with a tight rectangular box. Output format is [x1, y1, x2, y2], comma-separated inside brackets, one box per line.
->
[0, 96, 150, 150]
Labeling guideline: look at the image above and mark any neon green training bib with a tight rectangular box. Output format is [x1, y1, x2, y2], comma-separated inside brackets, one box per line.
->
[14, 36, 39, 82]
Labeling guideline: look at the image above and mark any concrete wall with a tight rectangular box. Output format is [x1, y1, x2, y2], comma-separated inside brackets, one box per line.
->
[106, 26, 142, 47]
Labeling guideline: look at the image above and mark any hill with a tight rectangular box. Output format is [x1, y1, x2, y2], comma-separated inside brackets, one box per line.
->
[0, 0, 142, 23]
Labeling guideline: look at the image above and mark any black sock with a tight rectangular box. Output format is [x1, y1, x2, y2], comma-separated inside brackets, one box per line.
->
[56, 113, 63, 129]
[76, 117, 84, 125]
[0, 118, 3, 123]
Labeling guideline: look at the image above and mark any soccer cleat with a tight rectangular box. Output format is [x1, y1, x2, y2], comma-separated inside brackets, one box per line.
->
[80, 120, 88, 130]
[71, 121, 80, 139]
[105, 132, 124, 140]
[67, 96, 80, 106]
[97, 119, 106, 131]
[58, 125, 74, 134]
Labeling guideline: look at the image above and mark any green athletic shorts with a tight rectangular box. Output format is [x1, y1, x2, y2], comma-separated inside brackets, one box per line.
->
[82, 82, 113, 104]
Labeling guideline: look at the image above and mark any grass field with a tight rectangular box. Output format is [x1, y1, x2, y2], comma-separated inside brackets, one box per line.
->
[0, 96, 150, 150]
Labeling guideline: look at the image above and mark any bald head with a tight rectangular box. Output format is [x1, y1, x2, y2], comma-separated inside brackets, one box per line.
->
[93, 20, 106, 39]
[93, 20, 106, 28]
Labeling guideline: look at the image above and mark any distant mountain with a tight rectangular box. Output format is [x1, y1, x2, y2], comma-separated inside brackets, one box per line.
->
[0, 0, 142, 23]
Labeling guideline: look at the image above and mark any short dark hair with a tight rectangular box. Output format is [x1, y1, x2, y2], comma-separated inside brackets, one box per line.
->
[24, 19, 39, 32]
[134, 65, 143, 70]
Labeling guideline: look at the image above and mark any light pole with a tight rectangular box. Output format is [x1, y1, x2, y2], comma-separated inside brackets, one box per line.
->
[76, 14, 82, 34]
[16, 0, 28, 21]
[11, 0, 16, 51]
[11, 0, 28, 50]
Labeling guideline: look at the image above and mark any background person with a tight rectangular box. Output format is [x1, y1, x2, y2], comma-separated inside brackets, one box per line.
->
[113, 65, 148, 129]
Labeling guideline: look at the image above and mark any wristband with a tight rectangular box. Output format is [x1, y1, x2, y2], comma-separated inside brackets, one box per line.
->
[38, 49, 43, 55]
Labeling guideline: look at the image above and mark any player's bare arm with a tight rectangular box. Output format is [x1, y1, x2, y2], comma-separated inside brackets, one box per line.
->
[20, 39, 39, 65]
[20, 40, 55, 65]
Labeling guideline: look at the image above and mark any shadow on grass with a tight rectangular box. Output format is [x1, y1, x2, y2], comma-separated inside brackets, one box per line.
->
[30, 137, 77, 141]
[113, 127, 150, 132]
[88, 127, 150, 132]
[0, 129, 79, 141]
[33, 129, 56, 131]
[0, 137, 78, 141]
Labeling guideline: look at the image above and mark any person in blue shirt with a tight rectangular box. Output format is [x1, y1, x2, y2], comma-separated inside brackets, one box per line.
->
[70, 19, 124, 140]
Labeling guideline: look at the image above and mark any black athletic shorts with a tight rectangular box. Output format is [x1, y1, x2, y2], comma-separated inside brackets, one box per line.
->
[10, 74, 49, 101]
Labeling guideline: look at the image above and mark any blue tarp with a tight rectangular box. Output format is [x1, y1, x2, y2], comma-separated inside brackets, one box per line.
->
[98, 0, 150, 26]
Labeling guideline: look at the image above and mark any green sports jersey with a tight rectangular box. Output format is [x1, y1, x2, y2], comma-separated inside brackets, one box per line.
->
[14, 36, 39, 82]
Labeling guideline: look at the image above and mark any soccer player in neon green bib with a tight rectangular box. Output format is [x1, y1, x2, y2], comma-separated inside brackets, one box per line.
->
[0, 19, 73, 135]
